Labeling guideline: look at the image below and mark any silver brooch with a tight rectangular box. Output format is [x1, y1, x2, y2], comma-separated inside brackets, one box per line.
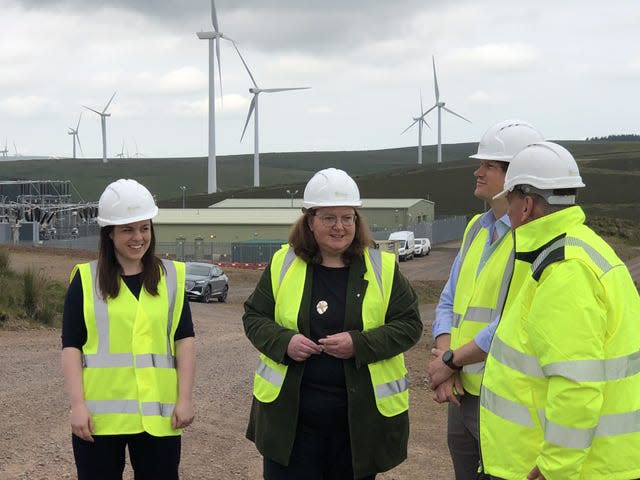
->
[316, 300, 328, 315]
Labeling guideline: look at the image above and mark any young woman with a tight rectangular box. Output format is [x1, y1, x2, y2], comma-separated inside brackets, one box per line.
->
[61, 179, 195, 480]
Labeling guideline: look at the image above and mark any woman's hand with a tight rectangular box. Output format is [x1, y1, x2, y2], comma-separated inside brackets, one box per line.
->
[287, 333, 323, 361]
[172, 399, 195, 429]
[70, 403, 95, 442]
[319, 332, 354, 359]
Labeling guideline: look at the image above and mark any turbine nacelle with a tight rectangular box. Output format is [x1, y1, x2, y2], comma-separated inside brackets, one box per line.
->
[197, 31, 223, 40]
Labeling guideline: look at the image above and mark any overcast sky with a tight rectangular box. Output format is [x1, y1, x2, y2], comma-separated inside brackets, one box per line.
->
[1, 0, 639, 159]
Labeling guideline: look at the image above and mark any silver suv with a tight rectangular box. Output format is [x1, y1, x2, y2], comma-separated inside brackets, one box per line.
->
[185, 262, 229, 303]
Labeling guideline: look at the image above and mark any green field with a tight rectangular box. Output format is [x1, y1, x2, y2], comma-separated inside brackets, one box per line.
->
[1, 141, 639, 226]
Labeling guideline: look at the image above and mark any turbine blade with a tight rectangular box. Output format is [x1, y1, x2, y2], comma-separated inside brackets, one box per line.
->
[422, 104, 437, 117]
[232, 41, 259, 88]
[82, 105, 103, 115]
[432, 56, 440, 102]
[240, 96, 256, 141]
[76, 112, 82, 131]
[262, 87, 310, 93]
[103, 91, 117, 113]
[77, 135, 84, 156]
[420, 90, 424, 115]
[421, 118, 431, 130]
[401, 119, 419, 135]
[442, 106, 471, 123]
[210, 0, 219, 32]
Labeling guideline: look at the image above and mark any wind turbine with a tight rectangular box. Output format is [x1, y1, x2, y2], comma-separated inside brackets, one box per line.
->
[423, 56, 471, 163]
[234, 43, 310, 188]
[116, 140, 127, 159]
[0, 139, 7, 158]
[83, 91, 116, 163]
[401, 92, 431, 165]
[67, 113, 83, 159]
[197, 0, 233, 194]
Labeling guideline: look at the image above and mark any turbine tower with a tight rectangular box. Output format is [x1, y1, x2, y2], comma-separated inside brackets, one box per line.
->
[423, 56, 471, 163]
[401, 92, 431, 165]
[83, 91, 117, 163]
[0, 139, 7, 158]
[234, 43, 310, 187]
[67, 113, 83, 159]
[197, 0, 233, 194]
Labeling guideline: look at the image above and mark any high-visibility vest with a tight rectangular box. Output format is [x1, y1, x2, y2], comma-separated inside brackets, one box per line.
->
[252, 245, 410, 417]
[450, 214, 513, 395]
[480, 206, 640, 479]
[73, 259, 185, 436]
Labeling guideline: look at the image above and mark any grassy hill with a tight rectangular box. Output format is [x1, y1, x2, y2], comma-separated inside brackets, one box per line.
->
[1, 141, 639, 228]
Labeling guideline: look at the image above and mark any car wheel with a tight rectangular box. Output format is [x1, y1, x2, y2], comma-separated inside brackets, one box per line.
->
[202, 287, 211, 303]
[217, 285, 228, 303]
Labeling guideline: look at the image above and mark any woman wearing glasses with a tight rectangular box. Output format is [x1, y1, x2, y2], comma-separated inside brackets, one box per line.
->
[243, 168, 422, 480]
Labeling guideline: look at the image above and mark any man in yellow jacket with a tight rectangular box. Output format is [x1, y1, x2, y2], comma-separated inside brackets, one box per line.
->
[479, 142, 640, 479]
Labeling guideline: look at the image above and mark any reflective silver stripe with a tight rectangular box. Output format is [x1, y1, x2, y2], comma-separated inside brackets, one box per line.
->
[532, 237, 615, 277]
[543, 350, 640, 382]
[136, 353, 176, 369]
[367, 247, 383, 296]
[83, 353, 133, 368]
[256, 360, 285, 387]
[279, 248, 298, 285]
[597, 409, 640, 436]
[481, 385, 534, 428]
[89, 261, 110, 355]
[375, 375, 409, 399]
[491, 335, 544, 378]
[458, 218, 484, 268]
[451, 313, 462, 329]
[161, 259, 177, 356]
[142, 402, 175, 417]
[545, 417, 595, 449]
[464, 306, 496, 323]
[463, 361, 485, 374]
[86, 399, 139, 414]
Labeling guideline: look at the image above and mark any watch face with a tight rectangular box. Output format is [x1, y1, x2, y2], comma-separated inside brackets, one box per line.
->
[443, 350, 453, 365]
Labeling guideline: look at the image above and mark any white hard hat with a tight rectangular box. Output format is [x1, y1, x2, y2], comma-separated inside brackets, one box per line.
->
[96, 179, 158, 226]
[302, 168, 362, 209]
[494, 142, 585, 204]
[470, 119, 545, 162]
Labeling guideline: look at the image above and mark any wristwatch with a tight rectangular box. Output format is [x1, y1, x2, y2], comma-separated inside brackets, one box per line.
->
[442, 349, 462, 370]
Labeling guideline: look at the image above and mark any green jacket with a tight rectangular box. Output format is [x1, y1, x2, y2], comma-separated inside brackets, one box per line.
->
[243, 252, 422, 478]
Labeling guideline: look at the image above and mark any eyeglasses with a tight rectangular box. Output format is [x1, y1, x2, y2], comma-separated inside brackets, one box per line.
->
[316, 214, 356, 227]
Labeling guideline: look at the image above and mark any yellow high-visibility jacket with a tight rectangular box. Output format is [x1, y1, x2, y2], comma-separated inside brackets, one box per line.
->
[480, 206, 640, 479]
[451, 214, 513, 394]
[73, 259, 185, 436]
[252, 245, 409, 417]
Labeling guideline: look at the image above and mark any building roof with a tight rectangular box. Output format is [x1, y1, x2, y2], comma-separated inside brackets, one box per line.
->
[210, 198, 433, 209]
[155, 208, 302, 225]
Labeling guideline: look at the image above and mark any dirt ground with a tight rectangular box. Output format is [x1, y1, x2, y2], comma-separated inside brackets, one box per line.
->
[0, 243, 459, 479]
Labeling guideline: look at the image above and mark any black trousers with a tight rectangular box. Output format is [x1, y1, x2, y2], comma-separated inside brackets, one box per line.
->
[72, 432, 181, 480]
[263, 422, 375, 480]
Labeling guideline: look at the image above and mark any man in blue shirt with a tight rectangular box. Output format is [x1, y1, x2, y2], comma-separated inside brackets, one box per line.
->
[427, 120, 544, 479]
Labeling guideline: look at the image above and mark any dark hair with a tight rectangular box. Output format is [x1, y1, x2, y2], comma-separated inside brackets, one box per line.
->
[97, 220, 164, 299]
[288, 208, 375, 265]
[497, 160, 510, 172]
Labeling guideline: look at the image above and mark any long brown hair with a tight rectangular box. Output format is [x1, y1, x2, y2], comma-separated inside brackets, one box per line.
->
[288, 208, 375, 265]
[97, 220, 164, 299]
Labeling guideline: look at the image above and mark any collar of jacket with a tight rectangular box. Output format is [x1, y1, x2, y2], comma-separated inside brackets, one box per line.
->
[513, 205, 585, 253]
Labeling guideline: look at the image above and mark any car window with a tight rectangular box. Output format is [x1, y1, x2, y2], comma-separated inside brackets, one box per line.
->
[186, 264, 211, 276]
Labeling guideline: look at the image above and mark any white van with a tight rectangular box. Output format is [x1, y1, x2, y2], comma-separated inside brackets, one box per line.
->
[388, 231, 415, 261]
[415, 238, 431, 256]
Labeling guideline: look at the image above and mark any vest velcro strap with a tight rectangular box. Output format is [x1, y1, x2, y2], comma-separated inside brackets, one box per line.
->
[256, 360, 285, 387]
[142, 402, 175, 417]
[83, 353, 134, 368]
[136, 353, 176, 369]
[375, 375, 409, 399]
[86, 399, 139, 414]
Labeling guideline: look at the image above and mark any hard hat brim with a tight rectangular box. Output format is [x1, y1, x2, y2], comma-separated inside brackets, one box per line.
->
[97, 206, 159, 227]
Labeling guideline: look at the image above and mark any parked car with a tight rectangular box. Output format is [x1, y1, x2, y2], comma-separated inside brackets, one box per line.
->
[415, 238, 431, 256]
[388, 231, 415, 261]
[185, 262, 229, 303]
